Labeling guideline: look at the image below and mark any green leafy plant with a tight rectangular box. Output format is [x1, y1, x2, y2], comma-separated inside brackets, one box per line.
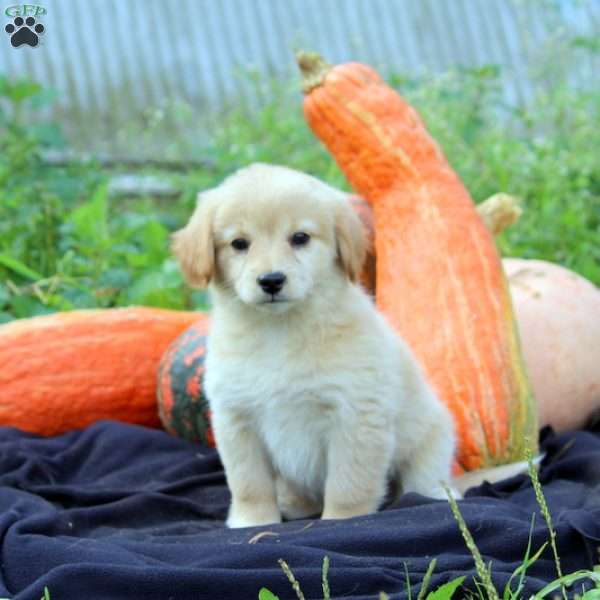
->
[1, 34, 598, 322]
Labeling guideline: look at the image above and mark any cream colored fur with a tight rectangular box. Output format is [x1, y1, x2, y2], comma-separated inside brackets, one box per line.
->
[173, 163, 457, 528]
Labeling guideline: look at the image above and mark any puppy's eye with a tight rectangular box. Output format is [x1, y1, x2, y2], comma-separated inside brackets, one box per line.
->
[290, 232, 310, 247]
[231, 238, 250, 251]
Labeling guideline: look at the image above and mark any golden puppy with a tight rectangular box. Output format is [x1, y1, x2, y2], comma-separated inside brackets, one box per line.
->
[173, 163, 457, 528]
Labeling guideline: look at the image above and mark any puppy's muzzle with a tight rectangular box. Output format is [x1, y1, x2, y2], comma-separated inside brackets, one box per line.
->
[257, 271, 286, 296]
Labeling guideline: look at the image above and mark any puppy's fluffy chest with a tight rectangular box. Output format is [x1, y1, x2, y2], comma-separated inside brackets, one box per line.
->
[206, 313, 361, 413]
[207, 335, 344, 493]
[205, 295, 390, 492]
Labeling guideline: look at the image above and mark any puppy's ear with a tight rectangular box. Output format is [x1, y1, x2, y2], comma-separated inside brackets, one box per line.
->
[171, 194, 215, 288]
[335, 201, 367, 282]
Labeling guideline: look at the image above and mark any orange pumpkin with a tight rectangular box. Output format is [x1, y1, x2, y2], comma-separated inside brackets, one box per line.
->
[0, 307, 202, 436]
[298, 52, 537, 471]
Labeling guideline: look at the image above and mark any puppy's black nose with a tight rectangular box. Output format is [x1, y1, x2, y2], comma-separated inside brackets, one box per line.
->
[257, 271, 286, 295]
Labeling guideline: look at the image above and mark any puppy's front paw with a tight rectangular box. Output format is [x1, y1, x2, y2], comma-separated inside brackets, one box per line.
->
[321, 501, 375, 521]
[227, 502, 282, 529]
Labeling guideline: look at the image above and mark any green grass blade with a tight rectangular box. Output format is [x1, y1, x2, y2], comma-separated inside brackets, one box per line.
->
[426, 575, 466, 600]
[532, 570, 600, 599]
[404, 562, 413, 600]
[526, 444, 566, 600]
[507, 541, 547, 600]
[444, 484, 499, 600]
[504, 515, 535, 600]
[322, 555, 330, 599]
[417, 558, 437, 600]
[504, 514, 548, 600]
[278, 559, 305, 600]
[473, 578, 490, 599]
[0, 254, 43, 281]
[258, 588, 279, 600]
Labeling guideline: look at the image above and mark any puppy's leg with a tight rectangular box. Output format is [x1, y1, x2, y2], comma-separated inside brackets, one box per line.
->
[400, 420, 459, 500]
[321, 421, 393, 520]
[276, 477, 321, 521]
[212, 410, 281, 528]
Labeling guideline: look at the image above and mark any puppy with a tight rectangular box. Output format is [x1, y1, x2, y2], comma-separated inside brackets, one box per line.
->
[172, 163, 457, 528]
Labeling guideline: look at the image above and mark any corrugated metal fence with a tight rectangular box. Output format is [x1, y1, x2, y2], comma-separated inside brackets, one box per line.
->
[1, 0, 598, 160]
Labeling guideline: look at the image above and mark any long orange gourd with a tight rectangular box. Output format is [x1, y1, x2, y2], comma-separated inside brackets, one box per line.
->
[298, 52, 537, 471]
[0, 307, 203, 436]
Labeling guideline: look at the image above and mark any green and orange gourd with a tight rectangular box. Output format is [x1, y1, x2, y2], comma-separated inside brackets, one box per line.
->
[157, 317, 214, 446]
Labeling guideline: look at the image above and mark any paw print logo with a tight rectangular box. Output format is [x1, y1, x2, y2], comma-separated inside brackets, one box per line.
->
[5, 16, 44, 48]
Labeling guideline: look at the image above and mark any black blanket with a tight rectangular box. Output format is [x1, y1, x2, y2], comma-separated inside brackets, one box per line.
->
[0, 421, 598, 600]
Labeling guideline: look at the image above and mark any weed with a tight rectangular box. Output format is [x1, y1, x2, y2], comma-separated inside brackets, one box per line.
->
[525, 444, 566, 599]
[259, 460, 599, 599]
[444, 482, 499, 600]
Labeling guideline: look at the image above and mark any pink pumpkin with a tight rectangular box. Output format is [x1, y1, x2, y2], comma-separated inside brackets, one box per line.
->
[504, 258, 600, 431]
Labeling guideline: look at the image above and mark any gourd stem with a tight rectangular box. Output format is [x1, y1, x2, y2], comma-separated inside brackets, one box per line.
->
[296, 51, 330, 93]
[477, 193, 522, 235]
